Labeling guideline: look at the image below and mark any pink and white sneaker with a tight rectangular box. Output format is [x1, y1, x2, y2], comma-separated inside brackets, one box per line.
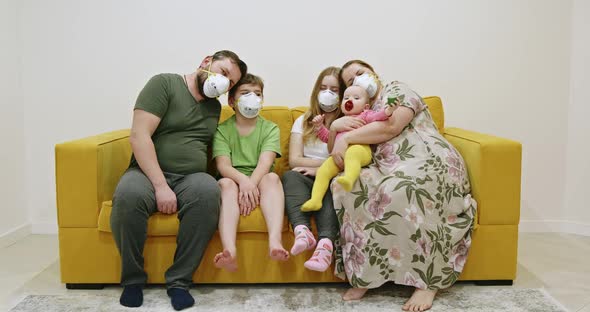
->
[304, 238, 333, 272]
[290, 225, 317, 256]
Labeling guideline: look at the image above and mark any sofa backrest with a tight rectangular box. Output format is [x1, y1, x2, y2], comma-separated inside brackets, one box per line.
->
[423, 96, 444, 133]
[218, 96, 444, 176]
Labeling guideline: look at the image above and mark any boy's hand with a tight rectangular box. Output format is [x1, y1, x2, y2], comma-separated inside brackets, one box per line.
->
[292, 167, 317, 177]
[155, 184, 177, 214]
[311, 114, 325, 128]
[238, 178, 259, 216]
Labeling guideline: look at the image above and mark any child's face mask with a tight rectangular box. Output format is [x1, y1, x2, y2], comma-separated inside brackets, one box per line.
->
[353, 72, 379, 97]
[317, 90, 339, 112]
[237, 92, 262, 119]
[201, 63, 230, 98]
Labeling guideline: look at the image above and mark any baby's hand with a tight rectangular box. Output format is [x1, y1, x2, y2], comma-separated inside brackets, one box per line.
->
[312, 114, 325, 127]
[385, 104, 396, 117]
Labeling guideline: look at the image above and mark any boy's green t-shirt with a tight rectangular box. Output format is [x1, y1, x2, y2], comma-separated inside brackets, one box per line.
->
[213, 115, 281, 176]
[129, 73, 221, 175]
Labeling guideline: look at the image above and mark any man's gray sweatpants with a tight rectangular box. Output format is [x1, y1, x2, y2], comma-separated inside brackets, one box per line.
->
[110, 167, 220, 289]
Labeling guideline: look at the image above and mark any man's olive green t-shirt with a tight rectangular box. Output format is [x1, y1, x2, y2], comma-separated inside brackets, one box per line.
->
[212, 116, 281, 177]
[129, 73, 221, 175]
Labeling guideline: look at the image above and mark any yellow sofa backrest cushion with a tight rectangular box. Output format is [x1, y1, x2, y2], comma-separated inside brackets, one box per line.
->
[423, 96, 444, 133]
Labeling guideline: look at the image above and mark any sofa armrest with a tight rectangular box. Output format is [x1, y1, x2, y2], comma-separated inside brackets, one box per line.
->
[443, 127, 522, 225]
[55, 129, 131, 228]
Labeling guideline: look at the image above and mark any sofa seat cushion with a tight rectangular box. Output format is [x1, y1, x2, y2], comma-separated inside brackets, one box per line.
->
[98, 201, 289, 236]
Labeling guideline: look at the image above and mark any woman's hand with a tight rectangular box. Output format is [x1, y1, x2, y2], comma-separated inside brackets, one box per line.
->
[292, 167, 318, 177]
[237, 178, 259, 216]
[385, 104, 396, 117]
[330, 116, 366, 132]
[331, 135, 350, 169]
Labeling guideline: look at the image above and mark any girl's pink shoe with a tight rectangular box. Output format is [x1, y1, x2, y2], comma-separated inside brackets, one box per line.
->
[290, 225, 317, 255]
[304, 238, 333, 272]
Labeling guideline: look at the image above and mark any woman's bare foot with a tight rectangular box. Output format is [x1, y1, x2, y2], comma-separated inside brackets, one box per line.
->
[402, 288, 437, 311]
[342, 288, 368, 301]
[213, 250, 238, 272]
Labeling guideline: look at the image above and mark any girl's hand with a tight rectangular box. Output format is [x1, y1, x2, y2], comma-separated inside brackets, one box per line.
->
[292, 167, 318, 177]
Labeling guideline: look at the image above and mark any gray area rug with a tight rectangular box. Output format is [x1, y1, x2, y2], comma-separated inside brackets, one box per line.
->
[9, 285, 566, 312]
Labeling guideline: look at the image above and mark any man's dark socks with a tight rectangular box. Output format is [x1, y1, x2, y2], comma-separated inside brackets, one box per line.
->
[167, 288, 195, 311]
[119, 284, 143, 307]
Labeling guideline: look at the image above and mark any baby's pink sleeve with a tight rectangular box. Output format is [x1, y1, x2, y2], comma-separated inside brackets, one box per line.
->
[362, 109, 390, 123]
[316, 125, 330, 143]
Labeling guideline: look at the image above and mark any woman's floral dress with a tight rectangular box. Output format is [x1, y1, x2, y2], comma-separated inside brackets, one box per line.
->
[332, 81, 477, 290]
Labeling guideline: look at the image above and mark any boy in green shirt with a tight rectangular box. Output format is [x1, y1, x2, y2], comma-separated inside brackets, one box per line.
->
[212, 74, 288, 271]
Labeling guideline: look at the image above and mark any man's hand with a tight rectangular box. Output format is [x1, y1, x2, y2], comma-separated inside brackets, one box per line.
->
[238, 178, 259, 216]
[330, 116, 366, 132]
[155, 184, 177, 214]
[292, 166, 318, 177]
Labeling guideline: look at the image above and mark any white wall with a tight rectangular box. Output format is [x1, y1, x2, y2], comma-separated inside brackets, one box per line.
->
[563, 0, 590, 234]
[18, 0, 573, 233]
[0, 0, 29, 242]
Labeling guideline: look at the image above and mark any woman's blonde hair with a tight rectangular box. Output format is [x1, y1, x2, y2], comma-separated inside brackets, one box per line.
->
[302, 66, 342, 144]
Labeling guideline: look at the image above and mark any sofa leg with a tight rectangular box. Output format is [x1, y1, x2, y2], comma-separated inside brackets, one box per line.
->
[65, 283, 105, 289]
[474, 280, 513, 286]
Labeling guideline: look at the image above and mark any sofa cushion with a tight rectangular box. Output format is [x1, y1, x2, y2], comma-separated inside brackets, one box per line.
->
[98, 201, 289, 236]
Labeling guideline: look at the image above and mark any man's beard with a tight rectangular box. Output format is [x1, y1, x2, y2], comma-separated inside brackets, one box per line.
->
[196, 70, 209, 99]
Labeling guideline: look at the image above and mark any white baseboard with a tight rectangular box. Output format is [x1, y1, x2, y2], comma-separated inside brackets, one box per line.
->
[31, 222, 58, 234]
[519, 220, 590, 236]
[0, 223, 32, 248]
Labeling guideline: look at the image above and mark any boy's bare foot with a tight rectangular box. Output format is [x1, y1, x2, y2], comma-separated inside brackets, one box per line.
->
[269, 244, 289, 261]
[342, 288, 368, 301]
[402, 288, 437, 311]
[213, 250, 238, 272]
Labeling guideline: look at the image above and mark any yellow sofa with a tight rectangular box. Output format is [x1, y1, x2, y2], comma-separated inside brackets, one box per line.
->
[55, 97, 521, 288]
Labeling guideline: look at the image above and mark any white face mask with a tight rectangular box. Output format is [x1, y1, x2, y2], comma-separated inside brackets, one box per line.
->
[317, 90, 339, 112]
[353, 72, 379, 97]
[201, 64, 230, 98]
[237, 92, 262, 119]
